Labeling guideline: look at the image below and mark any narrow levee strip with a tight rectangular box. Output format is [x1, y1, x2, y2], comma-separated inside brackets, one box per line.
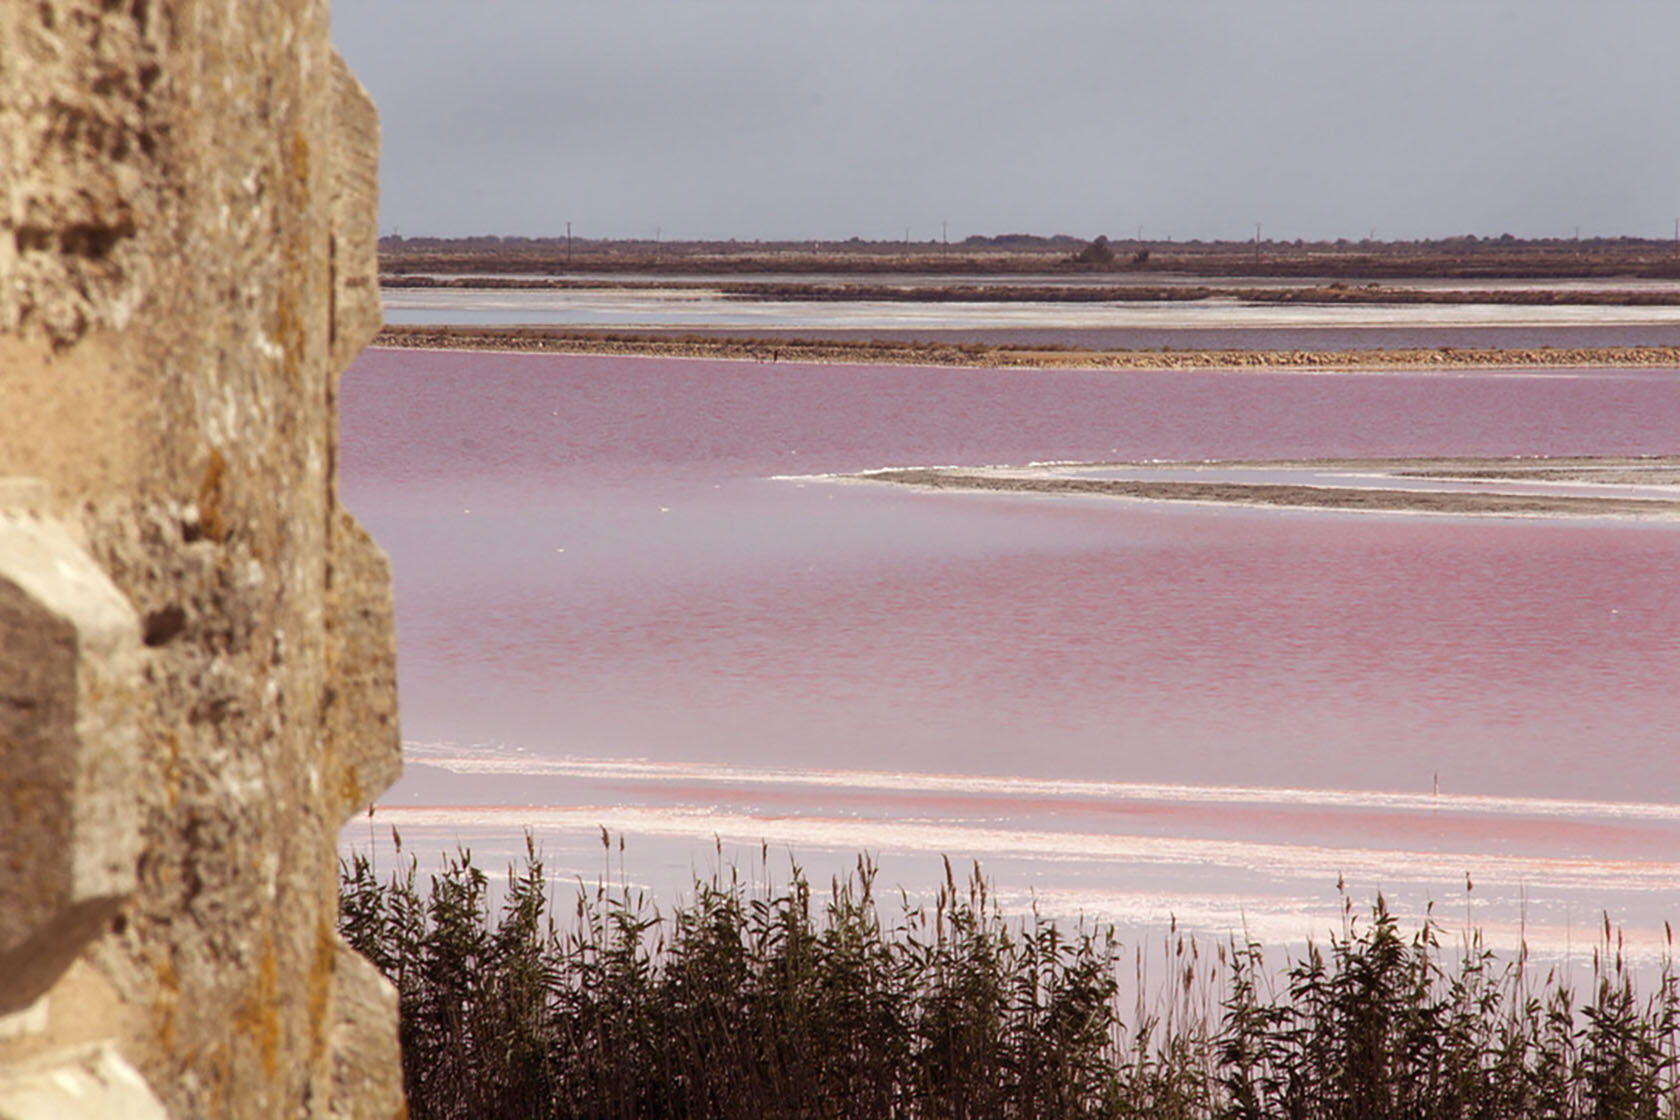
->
[839, 456, 1680, 518]
[374, 324, 1680, 371]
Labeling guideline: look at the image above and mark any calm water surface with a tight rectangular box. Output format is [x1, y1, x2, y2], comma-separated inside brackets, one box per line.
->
[340, 349, 1680, 958]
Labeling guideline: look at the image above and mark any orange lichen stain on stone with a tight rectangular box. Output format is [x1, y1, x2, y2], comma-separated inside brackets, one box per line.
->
[335, 754, 367, 820]
[196, 447, 228, 542]
[153, 952, 180, 1055]
[307, 913, 336, 1061]
[275, 287, 305, 381]
[289, 129, 312, 189]
[279, 129, 313, 374]
[235, 936, 282, 1079]
[155, 953, 179, 996]
[160, 730, 182, 810]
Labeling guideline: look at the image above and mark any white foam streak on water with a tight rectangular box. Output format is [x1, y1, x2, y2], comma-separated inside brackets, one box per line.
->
[371, 804, 1680, 896]
[994, 887, 1672, 959]
[402, 747, 1680, 824]
[387, 745, 1680, 959]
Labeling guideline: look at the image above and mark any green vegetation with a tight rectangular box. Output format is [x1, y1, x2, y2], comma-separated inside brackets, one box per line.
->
[341, 837, 1680, 1119]
[1071, 235, 1117, 265]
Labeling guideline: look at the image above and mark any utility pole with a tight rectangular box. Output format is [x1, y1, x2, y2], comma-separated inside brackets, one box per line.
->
[1254, 222, 1262, 259]
[566, 221, 573, 267]
[941, 219, 948, 246]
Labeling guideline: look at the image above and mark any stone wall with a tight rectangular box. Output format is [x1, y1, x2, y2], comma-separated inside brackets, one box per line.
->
[0, 2, 402, 1116]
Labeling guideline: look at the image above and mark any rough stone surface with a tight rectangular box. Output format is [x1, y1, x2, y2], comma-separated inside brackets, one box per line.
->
[0, 1045, 168, 1120]
[0, 510, 142, 1014]
[0, 2, 402, 1116]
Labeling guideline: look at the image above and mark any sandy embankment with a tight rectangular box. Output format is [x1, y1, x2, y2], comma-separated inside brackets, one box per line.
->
[841, 457, 1680, 519]
[376, 324, 1680, 372]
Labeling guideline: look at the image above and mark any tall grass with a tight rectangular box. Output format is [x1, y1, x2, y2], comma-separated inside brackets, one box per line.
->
[340, 835, 1680, 1119]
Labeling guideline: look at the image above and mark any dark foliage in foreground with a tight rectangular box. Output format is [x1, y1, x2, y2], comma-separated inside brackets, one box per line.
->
[340, 837, 1680, 1120]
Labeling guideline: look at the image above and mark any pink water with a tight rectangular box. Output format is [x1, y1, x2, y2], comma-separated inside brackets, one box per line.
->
[340, 350, 1680, 954]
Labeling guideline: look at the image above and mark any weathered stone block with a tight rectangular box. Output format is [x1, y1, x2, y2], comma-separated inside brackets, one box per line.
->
[0, 1044, 166, 1120]
[0, 0, 159, 346]
[323, 510, 402, 822]
[321, 937, 403, 1120]
[0, 1, 403, 1112]
[0, 510, 140, 1014]
[328, 52, 384, 374]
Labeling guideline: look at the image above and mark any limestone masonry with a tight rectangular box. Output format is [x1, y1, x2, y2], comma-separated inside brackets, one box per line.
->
[0, 2, 402, 1116]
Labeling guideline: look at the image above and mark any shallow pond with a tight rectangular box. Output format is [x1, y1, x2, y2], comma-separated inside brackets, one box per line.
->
[380, 285, 1680, 351]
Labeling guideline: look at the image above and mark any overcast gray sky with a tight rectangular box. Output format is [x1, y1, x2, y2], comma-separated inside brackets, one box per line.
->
[333, 0, 1680, 242]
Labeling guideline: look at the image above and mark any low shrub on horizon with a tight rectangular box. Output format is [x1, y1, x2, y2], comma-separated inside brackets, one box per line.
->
[340, 836, 1680, 1120]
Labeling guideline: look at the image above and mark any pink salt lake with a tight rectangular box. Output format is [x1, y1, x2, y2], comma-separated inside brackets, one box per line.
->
[339, 349, 1680, 960]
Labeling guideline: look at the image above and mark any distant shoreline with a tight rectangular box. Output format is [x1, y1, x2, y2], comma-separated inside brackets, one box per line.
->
[378, 237, 1680, 282]
[374, 324, 1680, 373]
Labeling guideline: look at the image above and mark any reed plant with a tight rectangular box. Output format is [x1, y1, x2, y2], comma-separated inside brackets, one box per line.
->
[340, 835, 1680, 1119]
